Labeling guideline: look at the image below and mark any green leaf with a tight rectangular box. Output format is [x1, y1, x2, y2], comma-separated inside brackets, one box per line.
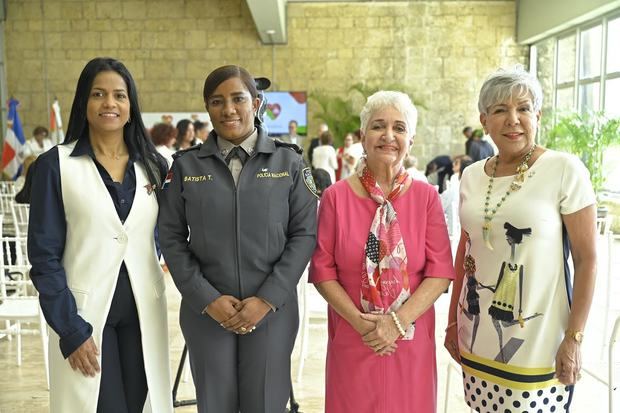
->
[541, 110, 620, 193]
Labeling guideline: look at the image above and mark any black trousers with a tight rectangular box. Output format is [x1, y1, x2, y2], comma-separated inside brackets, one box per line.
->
[97, 272, 148, 413]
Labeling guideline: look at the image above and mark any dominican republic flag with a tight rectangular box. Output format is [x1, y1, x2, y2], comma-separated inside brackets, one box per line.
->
[1, 98, 26, 180]
[50, 98, 65, 145]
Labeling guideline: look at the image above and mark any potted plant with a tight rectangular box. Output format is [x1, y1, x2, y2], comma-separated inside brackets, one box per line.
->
[543, 111, 620, 195]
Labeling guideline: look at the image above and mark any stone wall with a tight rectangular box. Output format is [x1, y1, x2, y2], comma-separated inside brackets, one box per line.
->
[5, 0, 528, 162]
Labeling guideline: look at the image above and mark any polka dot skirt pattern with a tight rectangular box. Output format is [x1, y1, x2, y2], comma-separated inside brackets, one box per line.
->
[462, 371, 573, 413]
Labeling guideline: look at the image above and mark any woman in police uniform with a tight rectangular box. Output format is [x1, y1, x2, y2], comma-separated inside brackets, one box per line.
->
[158, 65, 317, 413]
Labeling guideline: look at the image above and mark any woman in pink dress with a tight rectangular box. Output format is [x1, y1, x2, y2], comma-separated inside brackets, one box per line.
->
[310, 91, 455, 412]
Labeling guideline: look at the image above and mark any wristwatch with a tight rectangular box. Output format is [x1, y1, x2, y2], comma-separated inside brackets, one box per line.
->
[565, 329, 584, 344]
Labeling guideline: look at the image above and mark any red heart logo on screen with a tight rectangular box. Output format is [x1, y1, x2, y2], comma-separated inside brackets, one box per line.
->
[266, 103, 281, 120]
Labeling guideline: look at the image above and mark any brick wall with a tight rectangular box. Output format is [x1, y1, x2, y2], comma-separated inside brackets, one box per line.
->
[5, 0, 528, 163]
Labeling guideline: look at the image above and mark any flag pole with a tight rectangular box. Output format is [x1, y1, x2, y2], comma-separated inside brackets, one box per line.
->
[50, 98, 64, 145]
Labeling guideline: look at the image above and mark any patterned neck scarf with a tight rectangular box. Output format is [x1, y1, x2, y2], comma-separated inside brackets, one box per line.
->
[358, 157, 413, 337]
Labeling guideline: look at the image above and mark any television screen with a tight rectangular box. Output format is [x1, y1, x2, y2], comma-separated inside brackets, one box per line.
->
[262, 91, 307, 136]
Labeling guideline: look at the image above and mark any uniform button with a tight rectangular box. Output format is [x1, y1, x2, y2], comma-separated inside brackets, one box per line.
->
[120, 199, 126, 204]
[116, 233, 128, 243]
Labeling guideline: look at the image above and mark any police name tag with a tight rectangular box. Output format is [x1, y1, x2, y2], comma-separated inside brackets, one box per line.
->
[184, 175, 213, 182]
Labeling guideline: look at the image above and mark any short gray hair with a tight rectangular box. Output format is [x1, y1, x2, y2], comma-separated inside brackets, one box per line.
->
[478, 66, 543, 114]
[360, 91, 418, 137]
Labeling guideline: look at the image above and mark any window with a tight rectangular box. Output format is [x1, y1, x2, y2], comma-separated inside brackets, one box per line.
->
[557, 35, 576, 84]
[607, 17, 620, 73]
[604, 77, 620, 117]
[537, 13, 620, 116]
[579, 82, 600, 112]
[535, 12, 620, 193]
[579, 25, 602, 79]
[556, 87, 574, 112]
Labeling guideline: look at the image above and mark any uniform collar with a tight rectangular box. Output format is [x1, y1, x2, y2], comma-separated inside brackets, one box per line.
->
[197, 125, 275, 159]
[216, 128, 258, 158]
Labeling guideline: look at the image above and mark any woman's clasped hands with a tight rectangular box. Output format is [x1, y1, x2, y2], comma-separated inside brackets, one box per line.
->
[206, 295, 271, 335]
[357, 312, 402, 356]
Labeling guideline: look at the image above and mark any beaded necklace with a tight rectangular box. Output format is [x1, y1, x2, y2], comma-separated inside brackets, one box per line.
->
[482, 144, 537, 250]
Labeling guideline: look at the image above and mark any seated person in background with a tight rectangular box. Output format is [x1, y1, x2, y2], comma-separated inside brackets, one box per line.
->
[21, 126, 54, 159]
[425, 154, 453, 193]
[468, 128, 494, 161]
[403, 154, 427, 182]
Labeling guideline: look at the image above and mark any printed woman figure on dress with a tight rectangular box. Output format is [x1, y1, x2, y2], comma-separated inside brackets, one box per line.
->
[488, 222, 542, 363]
[459, 234, 494, 353]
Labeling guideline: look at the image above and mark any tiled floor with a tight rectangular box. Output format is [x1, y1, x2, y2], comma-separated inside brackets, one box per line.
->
[1, 235, 619, 412]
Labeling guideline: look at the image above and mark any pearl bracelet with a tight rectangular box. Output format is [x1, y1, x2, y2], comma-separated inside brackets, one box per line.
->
[390, 311, 406, 337]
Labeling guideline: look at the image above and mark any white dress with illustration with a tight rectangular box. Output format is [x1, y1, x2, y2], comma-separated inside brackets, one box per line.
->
[456, 150, 595, 412]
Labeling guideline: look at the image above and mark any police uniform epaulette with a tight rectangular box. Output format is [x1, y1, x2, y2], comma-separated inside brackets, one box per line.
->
[172, 143, 202, 159]
[273, 139, 303, 155]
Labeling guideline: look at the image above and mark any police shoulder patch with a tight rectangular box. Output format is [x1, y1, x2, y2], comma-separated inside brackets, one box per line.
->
[302, 167, 319, 198]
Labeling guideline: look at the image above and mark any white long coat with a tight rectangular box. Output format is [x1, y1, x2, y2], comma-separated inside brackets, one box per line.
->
[47, 143, 172, 412]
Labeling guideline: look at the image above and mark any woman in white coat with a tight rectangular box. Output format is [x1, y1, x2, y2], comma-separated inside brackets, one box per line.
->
[28, 57, 173, 413]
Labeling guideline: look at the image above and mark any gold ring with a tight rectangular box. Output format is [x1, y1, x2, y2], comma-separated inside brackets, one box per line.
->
[240, 327, 247, 332]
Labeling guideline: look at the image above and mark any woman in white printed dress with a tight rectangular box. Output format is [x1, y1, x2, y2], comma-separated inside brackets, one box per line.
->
[444, 66, 597, 413]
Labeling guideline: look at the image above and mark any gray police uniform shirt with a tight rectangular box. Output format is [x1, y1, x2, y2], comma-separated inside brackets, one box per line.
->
[158, 125, 318, 315]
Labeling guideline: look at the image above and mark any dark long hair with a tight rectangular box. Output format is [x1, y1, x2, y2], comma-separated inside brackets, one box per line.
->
[64, 57, 167, 188]
[175, 119, 195, 149]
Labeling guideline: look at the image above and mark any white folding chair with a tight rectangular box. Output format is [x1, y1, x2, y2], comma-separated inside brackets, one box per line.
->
[0, 231, 49, 388]
[0, 193, 16, 236]
[0, 181, 16, 196]
[11, 203, 30, 238]
[596, 216, 611, 236]
[295, 266, 327, 383]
